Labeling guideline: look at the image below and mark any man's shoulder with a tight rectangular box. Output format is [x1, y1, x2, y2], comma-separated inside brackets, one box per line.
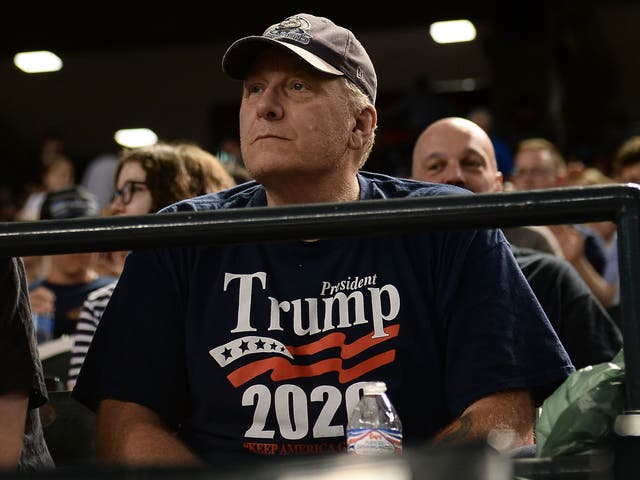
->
[160, 181, 265, 213]
[358, 171, 472, 199]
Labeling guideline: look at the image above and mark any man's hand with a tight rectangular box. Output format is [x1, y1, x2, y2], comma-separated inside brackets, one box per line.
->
[432, 388, 535, 451]
[29, 286, 55, 315]
[548, 225, 585, 263]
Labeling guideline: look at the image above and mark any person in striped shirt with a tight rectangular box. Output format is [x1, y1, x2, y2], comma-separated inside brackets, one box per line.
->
[67, 142, 235, 389]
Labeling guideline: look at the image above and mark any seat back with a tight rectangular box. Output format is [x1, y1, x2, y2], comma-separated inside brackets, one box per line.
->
[39, 390, 96, 466]
[39, 335, 74, 388]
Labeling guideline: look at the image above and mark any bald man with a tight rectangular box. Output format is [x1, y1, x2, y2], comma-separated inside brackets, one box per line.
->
[411, 117, 622, 369]
[412, 117, 503, 194]
[412, 118, 562, 255]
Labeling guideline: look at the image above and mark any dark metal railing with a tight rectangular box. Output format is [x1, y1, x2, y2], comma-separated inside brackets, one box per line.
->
[2, 183, 640, 419]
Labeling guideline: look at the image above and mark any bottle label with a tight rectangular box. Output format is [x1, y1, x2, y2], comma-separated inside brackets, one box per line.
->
[346, 428, 402, 455]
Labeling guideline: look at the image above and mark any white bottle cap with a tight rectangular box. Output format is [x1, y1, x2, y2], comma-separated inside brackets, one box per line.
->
[363, 381, 387, 395]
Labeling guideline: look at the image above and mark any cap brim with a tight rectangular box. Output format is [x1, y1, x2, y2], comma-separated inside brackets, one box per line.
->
[222, 36, 343, 80]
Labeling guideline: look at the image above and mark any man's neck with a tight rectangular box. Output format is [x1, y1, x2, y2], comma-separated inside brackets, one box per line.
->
[264, 173, 361, 206]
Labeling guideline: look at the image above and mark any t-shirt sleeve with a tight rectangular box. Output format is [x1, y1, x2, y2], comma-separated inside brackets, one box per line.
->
[436, 230, 575, 415]
[72, 248, 190, 428]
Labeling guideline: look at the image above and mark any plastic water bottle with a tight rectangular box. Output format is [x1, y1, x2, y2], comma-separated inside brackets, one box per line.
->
[33, 312, 54, 343]
[346, 381, 402, 455]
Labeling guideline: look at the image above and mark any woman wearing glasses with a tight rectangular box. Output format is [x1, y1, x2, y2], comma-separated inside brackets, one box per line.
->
[67, 142, 236, 389]
[111, 142, 236, 222]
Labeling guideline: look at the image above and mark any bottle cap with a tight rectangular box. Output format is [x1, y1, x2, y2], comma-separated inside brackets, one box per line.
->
[363, 381, 387, 395]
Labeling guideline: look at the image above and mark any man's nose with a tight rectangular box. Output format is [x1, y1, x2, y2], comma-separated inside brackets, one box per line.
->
[256, 87, 284, 120]
[442, 165, 466, 188]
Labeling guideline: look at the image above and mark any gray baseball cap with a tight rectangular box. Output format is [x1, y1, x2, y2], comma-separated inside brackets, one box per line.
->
[40, 186, 100, 220]
[222, 13, 377, 104]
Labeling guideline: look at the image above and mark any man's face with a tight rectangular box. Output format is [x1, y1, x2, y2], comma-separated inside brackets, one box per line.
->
[511, 149, 560, 190]
[238, 48, 357, 187]
[411, 120, 502, 193]
[50, 253, 97, 279]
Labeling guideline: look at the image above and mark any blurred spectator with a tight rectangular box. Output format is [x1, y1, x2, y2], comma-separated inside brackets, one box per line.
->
[567, 167, 619, 323]
[21, 256, 50, 287]
[511, 139, 619, 308]
[81, 153, 118, 211]
[67, 141, 236, 388]
[28, 186, 115, 355]
[511, 138, 608, 274]
[613, 135, 640, 184]
[412, 119, 562, 256]
[16, 155, 76, 286]
[601, 134, 640, 324]
[22, 131, 67, 200]
[510, 138, 566, 191]
[16, 155, 75, 222]
[39, 131, 65, 169]
[411, 117, 622, 368]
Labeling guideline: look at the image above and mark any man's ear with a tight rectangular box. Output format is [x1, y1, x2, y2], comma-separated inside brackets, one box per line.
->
[495, 171, 504, 192]
[348, 106, 377, 150]
[556, 171, 567, 186]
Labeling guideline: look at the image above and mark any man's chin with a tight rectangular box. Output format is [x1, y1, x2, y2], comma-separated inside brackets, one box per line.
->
[247, 163, 305, 183]
[249, 168, 291, 187]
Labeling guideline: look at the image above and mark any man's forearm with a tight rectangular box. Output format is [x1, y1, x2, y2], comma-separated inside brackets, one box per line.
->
[432, 413, 476, 447]
[97, 399, 203, 466]
[571, 256, 617, 308]
[431, 389, 535, 450]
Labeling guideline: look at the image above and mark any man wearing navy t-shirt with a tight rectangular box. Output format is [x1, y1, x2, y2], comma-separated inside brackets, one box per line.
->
[73, 13, 574, 466]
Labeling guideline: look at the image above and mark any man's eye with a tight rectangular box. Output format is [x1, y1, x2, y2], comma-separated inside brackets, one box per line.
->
[426, 163, 443, 172]
[292, 82, 306, 91]
[463, 160, 483, 169]
[245, 83, 262, 94]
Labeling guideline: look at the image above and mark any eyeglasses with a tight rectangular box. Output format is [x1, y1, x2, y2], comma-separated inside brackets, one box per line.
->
[111, 181, 147, 205]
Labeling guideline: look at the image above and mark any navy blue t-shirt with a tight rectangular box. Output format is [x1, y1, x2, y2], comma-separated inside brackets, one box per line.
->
[73, 171, 573, 460]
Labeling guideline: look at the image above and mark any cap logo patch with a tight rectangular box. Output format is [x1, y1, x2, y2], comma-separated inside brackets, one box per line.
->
[356, 66, 364, 80]
[264, 16, 312, 45]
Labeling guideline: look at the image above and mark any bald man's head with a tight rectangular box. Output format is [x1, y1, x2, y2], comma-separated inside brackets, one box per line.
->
[411, 117, 502, 193]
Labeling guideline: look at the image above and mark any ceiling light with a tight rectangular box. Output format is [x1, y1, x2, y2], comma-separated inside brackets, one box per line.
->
[14, 51, 63, 73]
[114, 128, 158, 148]
[429, 20, 477, 44]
